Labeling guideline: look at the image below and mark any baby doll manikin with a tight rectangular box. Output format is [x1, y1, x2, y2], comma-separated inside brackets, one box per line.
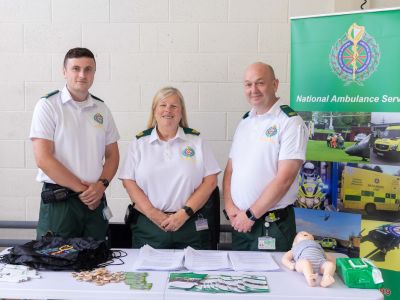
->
[281, 231, 336, 287]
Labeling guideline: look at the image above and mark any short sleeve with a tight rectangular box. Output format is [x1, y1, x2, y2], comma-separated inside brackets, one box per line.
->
[279, 117, 309, 161]
[118, 139, 139, 181]
[201, 139, 221, 177]
[228, 120, 242, 159]
[104, 106, 120, 145]
[29, 99, 56, 141]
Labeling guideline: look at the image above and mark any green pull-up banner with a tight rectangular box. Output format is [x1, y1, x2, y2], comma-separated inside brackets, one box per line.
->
[291, 8, 400, 112]
[291, 8, 400, 300]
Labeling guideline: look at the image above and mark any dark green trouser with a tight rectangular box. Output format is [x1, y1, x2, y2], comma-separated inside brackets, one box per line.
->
[232, 206, 296, 251]
[37, 188, 108, 241]
[131, 213, 211, 249]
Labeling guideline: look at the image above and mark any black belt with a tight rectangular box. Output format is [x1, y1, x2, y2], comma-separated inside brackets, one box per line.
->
[262, 205, 293, 222]
[43, 182, 74, 193]
[42, 182, 105, 204]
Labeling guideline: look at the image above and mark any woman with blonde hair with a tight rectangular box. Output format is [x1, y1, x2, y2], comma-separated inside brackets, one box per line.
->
[119, 87, 220, 249]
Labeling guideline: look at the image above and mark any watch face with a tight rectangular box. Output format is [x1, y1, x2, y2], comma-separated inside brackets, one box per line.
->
[246, 209, 256, 221]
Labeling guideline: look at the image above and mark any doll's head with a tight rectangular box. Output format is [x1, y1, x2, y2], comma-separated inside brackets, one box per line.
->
[293, 231, 315, 245]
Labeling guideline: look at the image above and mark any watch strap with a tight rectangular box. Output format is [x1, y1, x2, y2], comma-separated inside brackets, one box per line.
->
[183, 205, 194, 217]
[98, 178, 109, 188]
[246, 208, 257, 221]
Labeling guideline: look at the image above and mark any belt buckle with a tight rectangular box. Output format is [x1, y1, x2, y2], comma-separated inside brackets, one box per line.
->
[265, 212, 280, 223]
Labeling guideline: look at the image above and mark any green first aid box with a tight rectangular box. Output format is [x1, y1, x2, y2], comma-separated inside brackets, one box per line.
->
[336, 258, 384, 289]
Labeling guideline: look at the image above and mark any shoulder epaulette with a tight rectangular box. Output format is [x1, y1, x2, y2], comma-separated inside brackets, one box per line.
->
[183, 127, 200, 136]
[242, 111, 250, 119]
[136, 128, 154, 139]
[280, 105, 298, 117]
[42, 90, 59, 99]
[91, 94, 104, 102]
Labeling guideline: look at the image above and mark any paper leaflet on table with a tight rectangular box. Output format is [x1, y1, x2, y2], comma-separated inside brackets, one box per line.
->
[133, 245, 185, 270]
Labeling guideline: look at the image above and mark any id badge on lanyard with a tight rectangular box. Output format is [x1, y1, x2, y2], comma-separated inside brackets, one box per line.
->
[258, 221, 276, 250]
[195, 214, 209, 231]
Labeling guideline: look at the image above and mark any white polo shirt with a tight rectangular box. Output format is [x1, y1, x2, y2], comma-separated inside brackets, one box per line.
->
[119, 127, 221, 212]
[229, 99, 308, 211]
[30, 86, 120, 183]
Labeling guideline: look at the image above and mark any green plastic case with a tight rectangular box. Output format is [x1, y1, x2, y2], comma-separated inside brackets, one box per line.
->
[336, 258, 384, 289]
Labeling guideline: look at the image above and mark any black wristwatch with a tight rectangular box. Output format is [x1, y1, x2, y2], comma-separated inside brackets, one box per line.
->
[246, 208, 258, 221]
[98, 178, 109, 188]
[183, 205, 194, 217]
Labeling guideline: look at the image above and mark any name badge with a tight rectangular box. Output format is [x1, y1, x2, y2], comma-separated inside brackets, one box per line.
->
[195, 218, 209, 231]
[258, 236, 276, 250]
[102, 205, 113, 221]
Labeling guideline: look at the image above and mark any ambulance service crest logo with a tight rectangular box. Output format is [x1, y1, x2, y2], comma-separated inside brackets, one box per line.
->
[182, 146, 195, 158]
[94, 113, 103, 125]
[265, 125, 278, 137]
[330, 23, 380, 86]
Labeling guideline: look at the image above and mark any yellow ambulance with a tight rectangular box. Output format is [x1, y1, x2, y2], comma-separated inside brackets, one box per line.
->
[373, 125, 400, 159]
[341, 166, 400, 214]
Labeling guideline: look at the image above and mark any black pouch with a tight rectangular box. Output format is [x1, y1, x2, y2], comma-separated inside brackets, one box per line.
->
[41, 188, 70, 204]
[0, 234, 112, 271]
[124, 204, 139, 225]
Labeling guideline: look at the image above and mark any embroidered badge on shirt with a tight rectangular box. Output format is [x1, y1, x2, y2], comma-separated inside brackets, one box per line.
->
[182, 146, 195, 158]
[265, 125, 278, 137]
[94, 113, 104, 125]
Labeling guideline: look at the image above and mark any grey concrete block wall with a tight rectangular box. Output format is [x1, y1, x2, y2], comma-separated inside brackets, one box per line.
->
[0, 0, 397, 224]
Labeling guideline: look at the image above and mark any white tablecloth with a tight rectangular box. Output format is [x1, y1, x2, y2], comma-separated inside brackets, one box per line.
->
[0, 249, 383, 300]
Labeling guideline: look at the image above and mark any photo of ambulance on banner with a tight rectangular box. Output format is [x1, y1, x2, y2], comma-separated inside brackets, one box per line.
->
[299, 111, 400, 165]
[291, 7, 400, 299]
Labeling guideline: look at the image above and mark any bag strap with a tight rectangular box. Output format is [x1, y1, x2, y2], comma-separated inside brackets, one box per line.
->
[97, 249, 128, 267]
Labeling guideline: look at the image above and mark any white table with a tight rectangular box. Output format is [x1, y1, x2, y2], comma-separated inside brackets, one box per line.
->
[0, 249, 383, 300]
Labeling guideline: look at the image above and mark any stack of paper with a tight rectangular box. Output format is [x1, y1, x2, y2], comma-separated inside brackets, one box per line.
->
[133, 245, 280, 272]
[229, 251, 279, 271]
[184, 247, 231, 271]
[133, 245, 184, 270]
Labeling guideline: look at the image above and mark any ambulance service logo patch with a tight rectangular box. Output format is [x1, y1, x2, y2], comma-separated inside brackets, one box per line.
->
[330, 23, 380, 86]
[94, 113, 104, 125]
[182, 146, 195, 158]
[265, 125, 278, 137]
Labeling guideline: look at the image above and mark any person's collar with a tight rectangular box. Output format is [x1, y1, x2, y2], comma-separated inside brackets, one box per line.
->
[249, 98, 282, 118]
[149, 126, 186, 143]
[61, 85, 95, 107]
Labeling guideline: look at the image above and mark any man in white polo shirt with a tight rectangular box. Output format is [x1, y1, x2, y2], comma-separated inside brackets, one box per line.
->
[30, 48, 120, 240]
[223, 62, 308, 251]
